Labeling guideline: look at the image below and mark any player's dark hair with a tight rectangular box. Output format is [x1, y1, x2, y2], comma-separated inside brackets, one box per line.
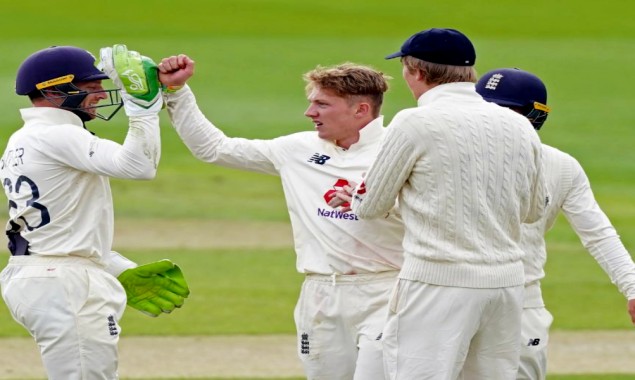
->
[27, 90, 44, 101]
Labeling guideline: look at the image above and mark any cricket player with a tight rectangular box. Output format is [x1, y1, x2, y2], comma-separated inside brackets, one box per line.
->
[157, 56, 404, 379]
[0, 45, 189, 380]
[332, 28, 548, 379]
[476, 67, 635, 380]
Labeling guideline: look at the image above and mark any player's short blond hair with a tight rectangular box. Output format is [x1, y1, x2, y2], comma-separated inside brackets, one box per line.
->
[402, 55, 477, 85]
[304, 63, 390, 118]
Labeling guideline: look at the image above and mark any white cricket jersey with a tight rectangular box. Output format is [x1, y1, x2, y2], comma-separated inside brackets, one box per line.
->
[351, 82, 548, 288]
[0, 107, 160, 274]
[521, 144, 635, 307]
[166, 86, 404, 275]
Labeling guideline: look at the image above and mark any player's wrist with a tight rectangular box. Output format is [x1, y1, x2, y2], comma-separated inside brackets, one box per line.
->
[161, 84, 185, 93]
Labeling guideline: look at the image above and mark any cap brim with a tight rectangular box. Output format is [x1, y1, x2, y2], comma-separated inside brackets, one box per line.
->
[481, 96, 524, 108]
[385, 51, 404, 60]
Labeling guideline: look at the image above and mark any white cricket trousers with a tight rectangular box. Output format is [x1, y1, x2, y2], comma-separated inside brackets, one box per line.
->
[0, 255, 127, 380]
[383, 279, 524, 380]
[294, 271, 398, 380]
[517, 307, 553, 380]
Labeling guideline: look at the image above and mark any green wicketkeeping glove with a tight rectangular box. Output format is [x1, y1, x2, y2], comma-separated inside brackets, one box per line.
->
[117, 259, 190, 317]
[98, 44, 163, 116]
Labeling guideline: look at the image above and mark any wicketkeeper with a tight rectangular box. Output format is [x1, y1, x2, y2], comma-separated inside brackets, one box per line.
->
[0, 45, 189, 379]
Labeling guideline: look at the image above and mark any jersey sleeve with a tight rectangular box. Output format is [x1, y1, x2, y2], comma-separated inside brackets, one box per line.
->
[103, 250, 137, 277]
[39, 115, 160, 180]
[524, 135, 548, 224]
[561, 157, 635, 300]
[352, 115, 418, 219]
[165, 86, 281, 175]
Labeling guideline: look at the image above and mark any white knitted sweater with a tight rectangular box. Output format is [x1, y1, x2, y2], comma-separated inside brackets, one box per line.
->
[351, 82, 547, 288]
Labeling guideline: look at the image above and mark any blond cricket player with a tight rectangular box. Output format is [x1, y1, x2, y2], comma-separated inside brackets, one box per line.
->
[157, 57, 404, 380]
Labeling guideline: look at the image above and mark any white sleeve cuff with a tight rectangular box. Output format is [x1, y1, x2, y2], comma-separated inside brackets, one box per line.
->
[103, 251, 137, 277]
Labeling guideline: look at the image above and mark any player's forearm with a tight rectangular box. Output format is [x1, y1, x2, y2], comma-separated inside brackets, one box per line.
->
[165, 85, 226, 163]
[353, 131, 413, 219]
[165, 86, 278, 174]
[353, 173, 401, 219]
[586, 236, 635, 299]
[525, 142, 548, 224]
[564, 175, 635, 298]
[116, 114, 161, 179]
[78, 116, 159, 180]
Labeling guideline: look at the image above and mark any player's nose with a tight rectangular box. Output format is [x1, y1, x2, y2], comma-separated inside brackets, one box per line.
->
[304, 104, 318, 118]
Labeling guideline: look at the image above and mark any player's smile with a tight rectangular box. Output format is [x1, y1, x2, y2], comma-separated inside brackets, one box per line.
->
[78, 81, 108, 119]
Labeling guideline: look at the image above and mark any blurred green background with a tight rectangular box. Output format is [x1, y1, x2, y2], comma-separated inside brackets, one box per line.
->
[0, 0, 634, 341]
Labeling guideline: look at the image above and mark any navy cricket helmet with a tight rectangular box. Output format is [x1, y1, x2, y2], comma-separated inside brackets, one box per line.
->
[15, 46, 122, 121]
[476, 68, 551, 130]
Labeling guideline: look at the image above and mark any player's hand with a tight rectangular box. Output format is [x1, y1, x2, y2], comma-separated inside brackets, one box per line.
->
[158, 54, 195, 91]
[327, 181, 357, 212]
[628, 298, 635, 325]
[117, 259, 190, 317]
[98, 44, 163, 116]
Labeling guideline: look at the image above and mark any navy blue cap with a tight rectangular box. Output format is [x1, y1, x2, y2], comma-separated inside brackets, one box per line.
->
[386, 28, 476, 66]
[16, 46, 109, 95]
[476, 68, 547, 108]
[476, 68, 550, 129]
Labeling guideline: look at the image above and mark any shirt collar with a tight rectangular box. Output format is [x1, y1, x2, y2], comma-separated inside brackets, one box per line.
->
[417, 82, 479, 107]
[20, 106, 84, 128]
[336, 115, 384, 152]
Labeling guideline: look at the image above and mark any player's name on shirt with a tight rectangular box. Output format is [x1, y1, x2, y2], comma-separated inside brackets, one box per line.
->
[1, 147, 26, 169]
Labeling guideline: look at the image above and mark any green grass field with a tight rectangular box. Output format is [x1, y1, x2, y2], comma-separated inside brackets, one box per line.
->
[1, 0, 634, 377]
[118, 377, 635, 380]
[19, 377, 635, 380]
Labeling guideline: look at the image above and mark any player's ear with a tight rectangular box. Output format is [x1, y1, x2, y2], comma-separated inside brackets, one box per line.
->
[354, 102, 371, 118]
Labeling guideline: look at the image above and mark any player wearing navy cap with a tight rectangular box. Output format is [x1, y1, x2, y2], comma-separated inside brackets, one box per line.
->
[477, 67, 635, 379]
[331, 28, 548, 379]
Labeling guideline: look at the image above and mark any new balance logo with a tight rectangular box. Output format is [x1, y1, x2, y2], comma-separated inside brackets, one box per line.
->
[108, 315, 119, 336]
[307, 153, 331, 165]
[527, 338, 541, 346]
[301, 333, 310, 354]
[484, 73, 504, 90]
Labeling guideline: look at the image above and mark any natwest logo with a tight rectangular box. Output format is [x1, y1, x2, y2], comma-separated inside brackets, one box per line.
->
[323, 178, 351, 208]
[317, 207, 359, 221]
